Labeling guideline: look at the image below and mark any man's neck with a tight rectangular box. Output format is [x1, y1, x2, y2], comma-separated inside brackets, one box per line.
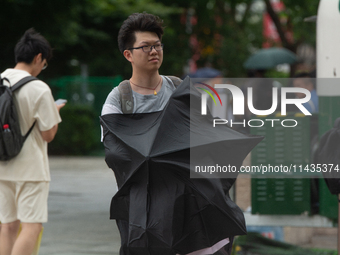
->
[130, 70, 161, 89]
[14, 63, 34, 76]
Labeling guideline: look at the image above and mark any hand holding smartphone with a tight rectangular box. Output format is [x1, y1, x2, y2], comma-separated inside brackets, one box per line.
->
[55, 99, 67, 105]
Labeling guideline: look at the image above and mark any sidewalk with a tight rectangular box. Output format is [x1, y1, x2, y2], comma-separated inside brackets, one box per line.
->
[41, 156, 337, 254]
[40, 156, 121, 255]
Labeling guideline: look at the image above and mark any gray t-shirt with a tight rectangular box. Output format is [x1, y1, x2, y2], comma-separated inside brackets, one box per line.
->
[102, 75, 177, 115]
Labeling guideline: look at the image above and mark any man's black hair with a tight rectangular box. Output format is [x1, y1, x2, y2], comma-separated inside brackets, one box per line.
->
[14, 28, 52, 64]
[118, 12, 164, 54]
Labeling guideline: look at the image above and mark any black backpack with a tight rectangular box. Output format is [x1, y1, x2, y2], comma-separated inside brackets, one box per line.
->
[314, 117, 340, 194]
[0, 75, 37, 161]
[118, 76, 182, 114]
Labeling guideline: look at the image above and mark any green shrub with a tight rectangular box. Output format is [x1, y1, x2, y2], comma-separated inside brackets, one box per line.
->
[49, 104, 101, 155]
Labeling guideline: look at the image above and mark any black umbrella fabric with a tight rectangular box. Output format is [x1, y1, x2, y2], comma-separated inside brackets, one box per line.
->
[100, 77, 262, 255]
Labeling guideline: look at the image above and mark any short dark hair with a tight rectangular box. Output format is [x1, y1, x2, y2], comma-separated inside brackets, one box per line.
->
[118, 12, 164, 54]
[14, 28, 52, 64]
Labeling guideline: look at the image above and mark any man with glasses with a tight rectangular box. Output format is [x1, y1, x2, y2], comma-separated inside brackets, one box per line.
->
[102, 12, 183, 254]
[0, 28, 63, 255]
[101, 12, 181, 115]
[102, 13, 234, 255]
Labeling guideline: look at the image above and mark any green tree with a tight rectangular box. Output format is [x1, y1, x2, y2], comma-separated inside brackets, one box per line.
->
[155, 0, 318, 77]
[0, 0, 179, 80]
[154, 0, 263, 77]
[0, 0, 318, 79]
[264, 0, 318, 51]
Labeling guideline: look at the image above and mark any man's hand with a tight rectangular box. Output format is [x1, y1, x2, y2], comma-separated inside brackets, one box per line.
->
[56, 103, 66, 112]
[40, 103, 65, 142]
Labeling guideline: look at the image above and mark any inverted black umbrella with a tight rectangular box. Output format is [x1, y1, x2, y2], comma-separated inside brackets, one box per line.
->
[100, 77, 262, 255]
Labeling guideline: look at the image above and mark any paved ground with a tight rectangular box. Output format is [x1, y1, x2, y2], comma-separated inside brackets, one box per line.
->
[38, 156, 337, 254]
[39, 156, 120, 255]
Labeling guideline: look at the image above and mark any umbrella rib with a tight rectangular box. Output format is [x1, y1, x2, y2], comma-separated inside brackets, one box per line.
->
[112, 159, 146, 193]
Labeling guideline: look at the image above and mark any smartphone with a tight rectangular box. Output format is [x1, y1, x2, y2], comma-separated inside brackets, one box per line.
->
[55, 99, 67, 105]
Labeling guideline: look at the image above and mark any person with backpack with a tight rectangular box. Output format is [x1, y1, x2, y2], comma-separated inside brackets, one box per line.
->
[101, 13, 233, 255]
[0, 28, 63, 255]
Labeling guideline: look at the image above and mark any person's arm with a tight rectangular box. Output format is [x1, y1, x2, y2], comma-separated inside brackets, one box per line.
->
[41, 124, 58, 143]
[40, 103, 64, 143]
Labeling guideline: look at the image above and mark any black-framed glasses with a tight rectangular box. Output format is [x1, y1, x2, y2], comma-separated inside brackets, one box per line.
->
[128, 44, 164, 53]
[42, 62, 48, 70]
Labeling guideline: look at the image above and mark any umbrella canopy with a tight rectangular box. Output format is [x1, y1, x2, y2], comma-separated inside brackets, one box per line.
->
[100, 77, 262, 255]
[243, 47, 297, 69]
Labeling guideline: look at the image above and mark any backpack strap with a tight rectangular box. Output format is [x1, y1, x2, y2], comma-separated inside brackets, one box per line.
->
[166, 76, 182, 87]
[23, 121, 36, 140]
[11, 76, 38, 92]
[10, 76, 38, 139]
[0, 74, 10, 86]
[118, 80, 134, 114]
[118, 76, 182, 114]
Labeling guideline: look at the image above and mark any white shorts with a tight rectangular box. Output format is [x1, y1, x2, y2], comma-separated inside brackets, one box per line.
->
[0, 181, 49, 224]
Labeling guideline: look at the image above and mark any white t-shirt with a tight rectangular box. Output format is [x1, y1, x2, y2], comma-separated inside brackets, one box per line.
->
[0, 69, 61, 181]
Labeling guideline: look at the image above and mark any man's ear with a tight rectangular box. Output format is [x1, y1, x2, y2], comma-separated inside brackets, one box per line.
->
[33, 53, 43, 64]
[123, 50, 133, 63]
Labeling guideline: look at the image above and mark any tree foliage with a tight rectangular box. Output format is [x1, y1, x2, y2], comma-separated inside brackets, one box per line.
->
[155, 0, 318, 77]
[0, 0, 318, 80]
[0, 0, 180, 80]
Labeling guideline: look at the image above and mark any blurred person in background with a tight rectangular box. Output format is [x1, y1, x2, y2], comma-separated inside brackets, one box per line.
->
[0, 28, 64, 255]
[292, 71, 318, 113]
